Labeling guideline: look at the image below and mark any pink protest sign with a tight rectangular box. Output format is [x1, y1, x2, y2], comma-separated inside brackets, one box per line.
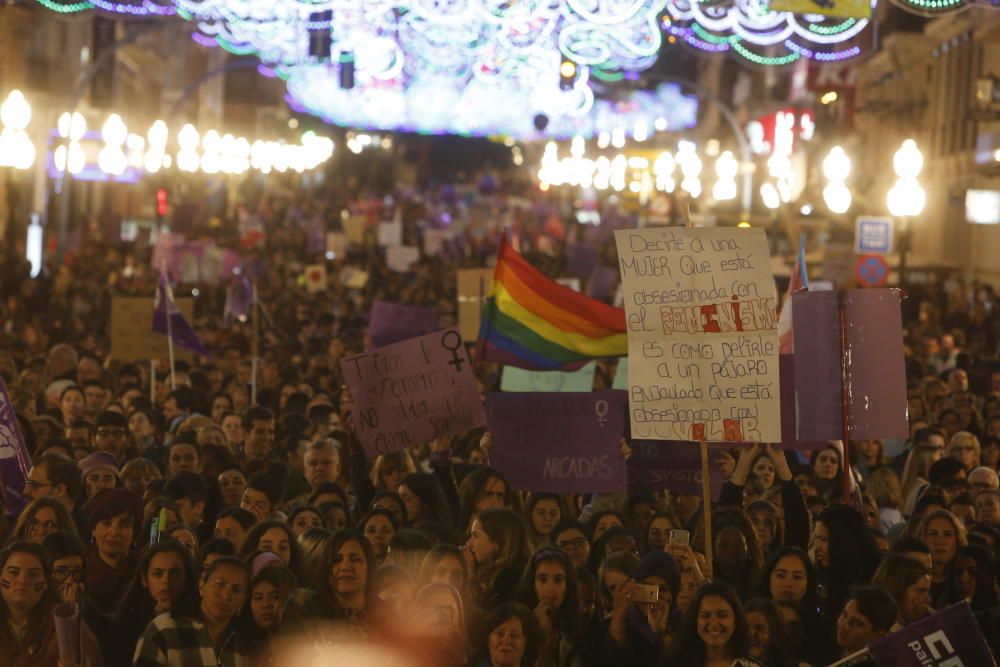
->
[341, 329, 486, 457]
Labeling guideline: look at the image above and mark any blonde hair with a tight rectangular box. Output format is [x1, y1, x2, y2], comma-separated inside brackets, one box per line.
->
[916, 509, 968, 548]
[900, 446, 939, 500]
[866, 467, 903, 509]
[369, 450, 417, 491]
[948, 431, 980, 461]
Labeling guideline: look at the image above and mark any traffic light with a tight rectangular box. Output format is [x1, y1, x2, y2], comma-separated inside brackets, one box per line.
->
[559, 58, 577, 91]
[156, 188, 168, 221]
[339, 51, 355, 90]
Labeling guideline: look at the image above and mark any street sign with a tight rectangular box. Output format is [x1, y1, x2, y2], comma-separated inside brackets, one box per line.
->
[855, 254, 890, 288]
[855, 216, 893, 255]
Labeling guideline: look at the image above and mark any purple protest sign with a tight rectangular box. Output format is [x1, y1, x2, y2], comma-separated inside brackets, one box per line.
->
[793, 290, 908, 441]
[869, 602, 993, 667]
[341, 329, 486, 458]
[0, 377, 31, 516]
[369, 300, 441, 348]
[487, 390, 628, 493]
[627, 441, 725, 496]
[587, 266, 619, 303]
[565, 245, 598, 278]
[779, 355, 829, 451]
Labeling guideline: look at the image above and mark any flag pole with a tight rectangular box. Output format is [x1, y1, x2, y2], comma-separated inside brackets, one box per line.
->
[150, 360, 156, 404]
[838, 289, 852, 504]
[165, 302, 176, 391]
[680, 192, 713, 579]
[251, 279, 259, 406]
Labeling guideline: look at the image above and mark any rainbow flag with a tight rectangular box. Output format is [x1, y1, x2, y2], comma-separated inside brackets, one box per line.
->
[476, 239, 627, 370]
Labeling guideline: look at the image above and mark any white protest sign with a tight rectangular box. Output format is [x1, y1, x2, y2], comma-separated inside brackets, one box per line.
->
[386, 245, 420, 272]
[327, 232, 348, 258]
[614, 227, 780, 443]
[378, 221, 402, 247]
[304, 264, 328, 294]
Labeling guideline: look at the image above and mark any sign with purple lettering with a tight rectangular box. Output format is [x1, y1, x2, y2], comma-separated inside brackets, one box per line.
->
[369, 300, 441, 348]
[627, 440, 725, 496]
[869, 602, 994, 667]
[341, 329, 486, 458]
[487, 390, 628, 493]
[0, 377, 31, 516]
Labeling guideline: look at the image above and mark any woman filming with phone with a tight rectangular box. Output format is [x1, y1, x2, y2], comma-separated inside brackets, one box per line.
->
[602, 550, 682, 664]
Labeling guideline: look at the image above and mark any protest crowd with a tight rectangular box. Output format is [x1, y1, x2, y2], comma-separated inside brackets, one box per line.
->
[0, 174, 999, 667]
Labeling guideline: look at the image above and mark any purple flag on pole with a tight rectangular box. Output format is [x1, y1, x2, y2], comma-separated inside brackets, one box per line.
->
[152, 269, 211, 358]
[0, 377, 31, 516]
[369, 300, 441, 348]
[487, 390, 628, 493]
[869, 602, 994, 667]
[224, 275, 254, 323]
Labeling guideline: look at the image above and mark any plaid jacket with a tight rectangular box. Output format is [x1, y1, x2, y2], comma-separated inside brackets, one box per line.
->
[132, 611, 250, 667]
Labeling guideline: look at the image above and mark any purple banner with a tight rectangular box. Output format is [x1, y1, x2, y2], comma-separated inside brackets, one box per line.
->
[779, 355, 829, 451]
[341, 329, 486, 458]
[586, 266, 619, 303]
[369, 300, 441, 348]
[793, 290, 908, 441]
[869, 602, 993, 667]
[627, 440, 725, 496]
[487, 390, 628, 493]
[0, 377, 31, 516]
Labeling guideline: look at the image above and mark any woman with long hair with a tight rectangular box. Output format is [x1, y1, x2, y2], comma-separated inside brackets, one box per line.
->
[523, 493, 567, 549]
[238, 519, 304, 581]
[900, 443, 943, 516]
[515, 548, 583, 667]
[398, 472, 454, 541]
[358, 507, 399, 566]
[0, 541, 103, 665]
[410, 583, 469, 667]
[668, 581, 750, 667]
[916, 509, 968, 603]
[419, 544, 470, 600]
[12, 497, 77, 544]
[282, 529, 376, 638]
[106, 539, 199, 666]
[602, 551, 681, 665]
[370, 450, 417, 493]
[457, 467, 518, 535]
[743, 598, 792, 667]
[241, 562, 298, 664]
[466, 508, 532, 611]
[871, 553, 933, 628]
[813, 504, 880, 623]
[756, 546, 830, 665]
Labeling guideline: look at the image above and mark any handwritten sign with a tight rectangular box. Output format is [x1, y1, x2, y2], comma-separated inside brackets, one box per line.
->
[304, 264, 327, 294]
[386, 245, 420, 272]
[369, 300, 441, 348]
[110, 298, 194, 362]
[627, 440, 725, 496]
[487, 390, 627, 493]
[457, 268, 493, 341]
[340, 328, 486, 457]
[614, 227, 780, 442]
[500, 362, 595, 392]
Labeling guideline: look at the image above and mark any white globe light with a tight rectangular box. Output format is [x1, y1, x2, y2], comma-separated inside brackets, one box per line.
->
[0, 90, 31, 131]
[823, 181, 852, 214]
[761, 183, 780, 210]
[148, 120, 168, 149]
[101, 114, 127, 145]
[893, 139, 923, 179]
[822, 146, 851, 182]
[887, 178, 926, 217]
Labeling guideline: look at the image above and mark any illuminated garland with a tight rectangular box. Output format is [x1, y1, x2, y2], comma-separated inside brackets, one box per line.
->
[888, 0, 967, 14]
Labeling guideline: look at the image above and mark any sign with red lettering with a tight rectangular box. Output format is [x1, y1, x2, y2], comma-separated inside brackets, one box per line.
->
[614, 228, 781, 443]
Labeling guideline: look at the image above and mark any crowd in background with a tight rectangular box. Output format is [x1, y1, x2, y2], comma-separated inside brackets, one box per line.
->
[0, 176, 999, 667]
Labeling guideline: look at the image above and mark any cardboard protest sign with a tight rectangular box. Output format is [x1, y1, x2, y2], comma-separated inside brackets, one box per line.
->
[304, 264, 327, 294]
[341, 267, 369, 289]
[343, 216, 366, 244]
[793, 289, 908, 441]
[614, 227, 781, 442]
[386, 245, 420, 272]
[627, 440, 725, 496]
[378, 221, 402, 247]
[869, 602, 994, 667]
[457, 268, 493, 341]
[500, 362, 596, 392]
[110, 298, 195, 362]
[327, 232, 347, 258]
[340, 329, 486, 457]
[487, 390, 628, 493]
[369, 300, 441, 348]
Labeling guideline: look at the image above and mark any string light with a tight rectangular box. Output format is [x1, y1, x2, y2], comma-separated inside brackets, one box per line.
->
[0, 90, 35, 170]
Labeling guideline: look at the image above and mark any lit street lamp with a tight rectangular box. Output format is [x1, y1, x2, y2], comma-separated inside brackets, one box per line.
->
[822, 146, 852, 214]
[886, 139, 925, 284]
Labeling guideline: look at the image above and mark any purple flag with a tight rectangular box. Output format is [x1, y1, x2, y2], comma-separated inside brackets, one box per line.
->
[487, 390, 628, 493]
[627, 440, 725, 496]
[0, 377, 31, 516]
[792, 289, 908, 441]
[869, 602, 994, 667]
[341, 329, 486, 458]
[369, 300, 441, 348]
[224, 275, 254, 323]
[152, 269, 211, 358]
[778, 355, 829, 451]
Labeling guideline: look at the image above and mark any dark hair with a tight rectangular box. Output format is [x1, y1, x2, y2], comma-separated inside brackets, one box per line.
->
[95, 410, 128, 429]
[743, 598, 791, 666]
[755, 546, 820, 612]
[239, 520, 303, 579]
[871, 553, 930, 612]
[670, 581, 748, 664]
[14, 497, 78, 542]
[477, 602, 541, 667]
[371, 490, 409, 525]
[198, 537, 237, 565]
[457, 466, 515, 531]
[522, 493, 567, 542]
[315, 530, 376, 613]
[947, 544, 996, 612]
[891, 537, 931, 556]
[246, 468, 285, 508]
[242, 405, 274, 432]
[0, 541, 59, 647]
[816, 505, 880, 615]
[164, 471, 209, 504]
[114, 539, 199, 624]
[586, 510, 626, 539]
[33, 452, 82, 498]
[928, 457, 966, 486]
[216, 507, 257, 531]
[41, 530, 86, 563]
[419, 543, 469, 591]
[289, 505, 328, 529]
[357, 507, 400, 533]
[848, 587, 898, 633]
[516, 548, 583, 642]
[400, 472, 452, 526]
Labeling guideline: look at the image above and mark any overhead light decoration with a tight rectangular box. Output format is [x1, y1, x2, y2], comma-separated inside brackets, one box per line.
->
[662, 0, 874, 66]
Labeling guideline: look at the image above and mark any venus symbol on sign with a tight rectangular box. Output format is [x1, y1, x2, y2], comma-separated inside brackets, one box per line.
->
[595, 400, 608, 427]
[441, 331, 465, 372]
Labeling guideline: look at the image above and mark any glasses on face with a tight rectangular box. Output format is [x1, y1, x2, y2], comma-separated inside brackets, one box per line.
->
[24, 479, 54, 491]
[556, 537, 588, 551]
[96, 429, 127, 439]
[53, 567, 85, 582]
[28, 519, 59, 533]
